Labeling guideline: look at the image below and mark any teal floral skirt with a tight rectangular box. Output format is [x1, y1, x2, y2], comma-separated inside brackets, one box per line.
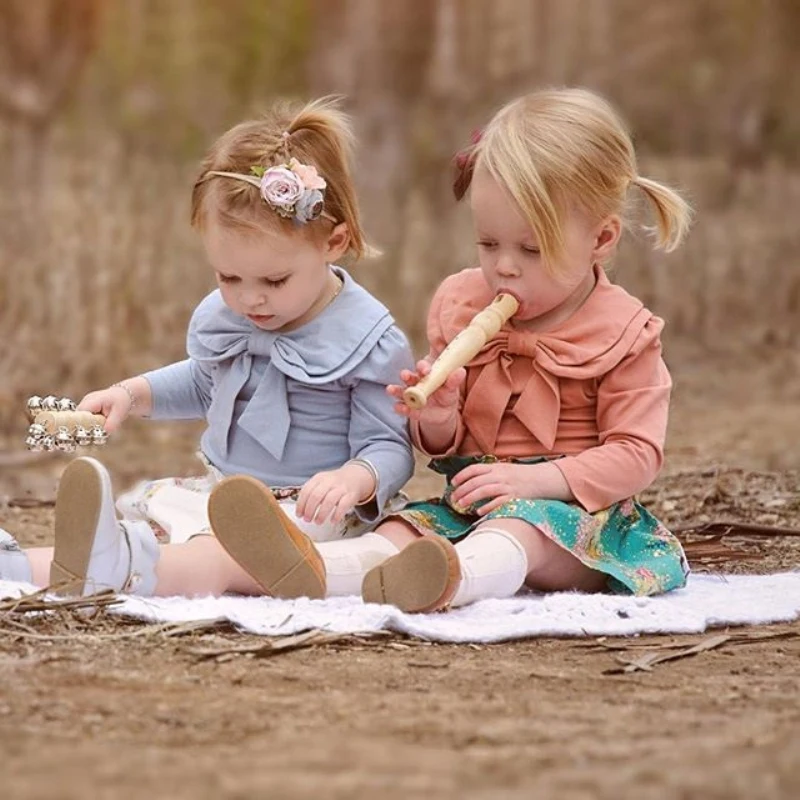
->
[391, 456, 689, 596]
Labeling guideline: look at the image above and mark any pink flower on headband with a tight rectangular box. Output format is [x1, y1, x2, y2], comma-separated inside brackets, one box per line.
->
[260, 167, 304, 215]
[289, 158, 327, 191]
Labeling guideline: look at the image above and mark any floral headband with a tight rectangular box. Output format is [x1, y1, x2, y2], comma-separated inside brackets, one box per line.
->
[207, 158, 336, 224]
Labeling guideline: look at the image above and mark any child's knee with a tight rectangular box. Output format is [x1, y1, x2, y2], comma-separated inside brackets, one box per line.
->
[373, 518, 421, 550]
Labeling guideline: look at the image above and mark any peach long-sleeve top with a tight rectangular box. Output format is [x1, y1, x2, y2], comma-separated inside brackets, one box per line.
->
[411, 265, 672, 513]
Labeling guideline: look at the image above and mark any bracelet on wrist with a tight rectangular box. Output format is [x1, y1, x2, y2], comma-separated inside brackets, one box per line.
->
[112, 382, 137, 412]
[346, 458, 379, 505]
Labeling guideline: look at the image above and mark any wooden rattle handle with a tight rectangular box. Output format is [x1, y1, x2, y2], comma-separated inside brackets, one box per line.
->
[34, 410, 107, 434]
[403, 293, 520, 410]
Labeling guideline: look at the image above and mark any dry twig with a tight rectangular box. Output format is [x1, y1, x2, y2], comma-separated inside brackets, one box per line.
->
[185, 629, 393, 662]
[0, 586, 120, 615]
[602, 629, 799, 674]
[674, 521, 800, 538]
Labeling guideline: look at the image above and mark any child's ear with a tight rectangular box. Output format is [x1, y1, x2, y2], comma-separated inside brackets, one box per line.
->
[593, 216, 622, 263]
[324, 222, 350, 262]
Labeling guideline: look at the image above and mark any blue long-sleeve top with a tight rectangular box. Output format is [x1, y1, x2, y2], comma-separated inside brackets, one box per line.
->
[143, 268, 415, 520]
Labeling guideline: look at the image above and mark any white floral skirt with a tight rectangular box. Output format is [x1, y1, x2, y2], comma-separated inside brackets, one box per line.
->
[115, 453, 401, 545]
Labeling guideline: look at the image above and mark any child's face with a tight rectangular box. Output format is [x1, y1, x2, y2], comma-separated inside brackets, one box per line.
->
[470, 166, 618, 323]
[203, 220, 348, 332]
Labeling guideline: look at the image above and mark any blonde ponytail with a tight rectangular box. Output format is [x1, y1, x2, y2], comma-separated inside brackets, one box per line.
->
[631, 175, 693, 253]
[282, 97, 367, 260]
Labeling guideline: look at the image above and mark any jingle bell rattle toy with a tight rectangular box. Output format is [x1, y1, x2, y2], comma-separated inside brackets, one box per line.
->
[25, 395, 108, 453]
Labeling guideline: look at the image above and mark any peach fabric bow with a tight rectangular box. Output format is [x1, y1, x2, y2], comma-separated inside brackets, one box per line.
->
[434, 266, 654, 453]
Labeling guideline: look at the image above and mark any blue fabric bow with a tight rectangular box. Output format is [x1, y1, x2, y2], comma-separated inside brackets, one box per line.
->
[186, 271, 396, 461]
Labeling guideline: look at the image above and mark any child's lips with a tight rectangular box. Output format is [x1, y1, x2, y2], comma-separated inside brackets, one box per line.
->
[248, 313, 275, 324]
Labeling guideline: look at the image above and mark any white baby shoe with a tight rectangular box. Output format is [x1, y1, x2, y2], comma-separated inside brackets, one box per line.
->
[50, 457, 159, 596]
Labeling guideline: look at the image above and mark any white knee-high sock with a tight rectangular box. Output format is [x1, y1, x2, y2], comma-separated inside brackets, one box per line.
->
[316, 533, 400, 597]
[451, 528, 528, 608]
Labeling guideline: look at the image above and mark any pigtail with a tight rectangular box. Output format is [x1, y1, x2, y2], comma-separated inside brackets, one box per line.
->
[631, 175, 692, 253]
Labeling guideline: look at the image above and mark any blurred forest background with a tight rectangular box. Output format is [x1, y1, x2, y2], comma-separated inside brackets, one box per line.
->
[1, 0, 799, 413]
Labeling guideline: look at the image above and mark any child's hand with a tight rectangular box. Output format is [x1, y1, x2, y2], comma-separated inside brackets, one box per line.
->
[77, 386, 133, 433]
[450, 461, 572, 516]
[296, 462, 376, 525]
[386, 359, 465, 423]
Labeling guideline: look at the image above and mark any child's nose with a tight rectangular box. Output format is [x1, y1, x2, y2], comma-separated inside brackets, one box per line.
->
[495, 253, 519, 277]
[242, 289, 267, 310]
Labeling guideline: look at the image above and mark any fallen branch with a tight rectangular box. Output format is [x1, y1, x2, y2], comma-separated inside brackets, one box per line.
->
[604, 633, 731, 674]
[186, 629, 392, 662]
[673, 521, 800, 538]
[0, 586, 121, 614]
[603, 629, 799, 675]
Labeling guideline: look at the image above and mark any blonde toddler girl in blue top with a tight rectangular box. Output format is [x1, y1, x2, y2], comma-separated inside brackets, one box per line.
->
[0, 98, 414, 598]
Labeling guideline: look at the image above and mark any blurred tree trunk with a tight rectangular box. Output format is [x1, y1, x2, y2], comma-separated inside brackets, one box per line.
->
[395, 0, 476, 339]
[0, 0, 100, 223]
[307, 0, 436, 304]
[0, 0, 101, 391]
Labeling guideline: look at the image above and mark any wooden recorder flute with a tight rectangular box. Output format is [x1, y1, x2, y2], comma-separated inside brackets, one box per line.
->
[403, 293, 520, 410]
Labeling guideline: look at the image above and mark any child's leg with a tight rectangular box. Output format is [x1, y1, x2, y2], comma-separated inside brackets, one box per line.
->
[2, 464, 263, 598]
[362, 518, 607, 613]
[26, 547, 53, 586]
[3, 538, 262, 597]
[498, 518, 608, 594]
[3, 538, 261, 597]
[208, 475, 407, 599]
[152, 535, 263, 597]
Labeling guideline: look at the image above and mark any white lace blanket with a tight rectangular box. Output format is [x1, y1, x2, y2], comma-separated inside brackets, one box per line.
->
[2, 572, 798, 642]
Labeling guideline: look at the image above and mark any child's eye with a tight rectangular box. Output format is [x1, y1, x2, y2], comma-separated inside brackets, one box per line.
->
[521, 246, 540, 255]
[261, 276, 289, 288]
[217, 273, 239, 284]
[476, 241, 497, 249]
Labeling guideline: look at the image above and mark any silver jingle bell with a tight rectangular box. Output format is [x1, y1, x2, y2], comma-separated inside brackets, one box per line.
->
[56, 397, 76, 412]
[42, 395, 58, 412]
[40, 435, 55, 452]
[90, 425, 108, 446]
[25, 435, 45, 451]
[54, 427, 77, 453]
[74, 425, 92, 447]
[26, 396, 43, 421]
[27, 423, 47, 439]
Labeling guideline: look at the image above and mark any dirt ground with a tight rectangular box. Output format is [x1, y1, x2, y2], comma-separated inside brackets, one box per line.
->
[1, 345, 799, 800]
